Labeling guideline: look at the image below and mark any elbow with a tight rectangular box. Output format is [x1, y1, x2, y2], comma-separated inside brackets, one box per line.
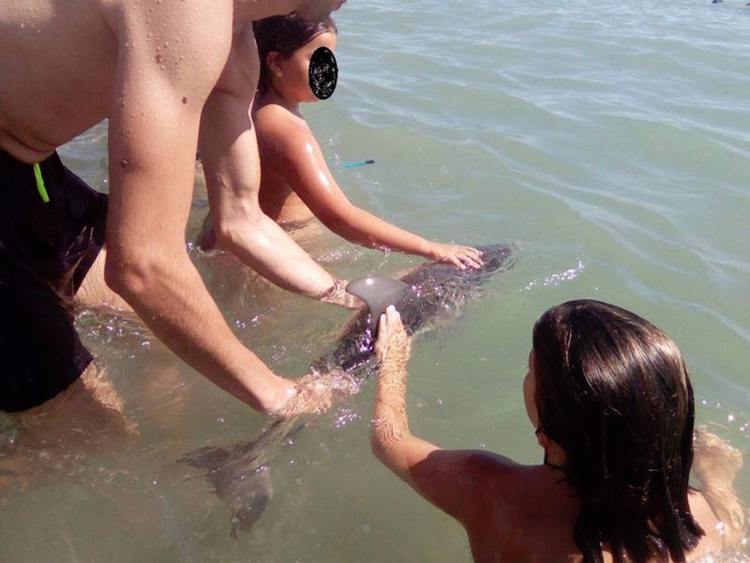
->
[213, 217, 240, 249]
[370, 433, 388, 461]
[103, 250, 165, 304]
[213, 206, 265, 250]
[370, 426, 404, 462]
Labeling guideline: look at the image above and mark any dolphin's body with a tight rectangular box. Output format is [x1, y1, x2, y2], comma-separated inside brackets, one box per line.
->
[181, 243, 516, 536]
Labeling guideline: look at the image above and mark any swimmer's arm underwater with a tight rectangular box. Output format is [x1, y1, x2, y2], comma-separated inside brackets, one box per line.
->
[260, 116, 483, 270]
[104, 4, 297, 415]
[692, 427, 746, 547]
[371, 308, 488, 521]
[198, 26, 359, 308]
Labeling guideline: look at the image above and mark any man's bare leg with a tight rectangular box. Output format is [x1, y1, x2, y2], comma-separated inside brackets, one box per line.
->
[0, 362, 139, 494]
[75, 247, 133, 312]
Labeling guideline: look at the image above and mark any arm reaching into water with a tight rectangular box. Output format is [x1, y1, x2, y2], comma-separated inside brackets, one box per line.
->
[258, 112, 483, 270]
[104, 2, 332, 416]
[370, 307, 491, 521]
[198, 26, 359, 308]
[692, 427, 746, 547]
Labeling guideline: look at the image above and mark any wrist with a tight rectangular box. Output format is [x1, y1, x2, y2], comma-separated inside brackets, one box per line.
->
[319, 278, 364, 309]
[420, 239, 439, 260]
[256, 376, 296, 415]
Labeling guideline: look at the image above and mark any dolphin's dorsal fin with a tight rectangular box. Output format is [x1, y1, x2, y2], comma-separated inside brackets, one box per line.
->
[346, 276, 409, 322]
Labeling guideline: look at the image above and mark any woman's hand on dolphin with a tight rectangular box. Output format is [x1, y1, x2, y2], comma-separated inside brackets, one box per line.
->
[428, 242, 483, 270]
[375, 306, 412, 365]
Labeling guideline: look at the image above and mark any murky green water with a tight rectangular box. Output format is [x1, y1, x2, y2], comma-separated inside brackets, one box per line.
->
[2, 0, 749, 561]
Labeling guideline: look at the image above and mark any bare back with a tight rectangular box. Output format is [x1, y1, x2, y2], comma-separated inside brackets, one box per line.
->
[463, 458, 724, 563]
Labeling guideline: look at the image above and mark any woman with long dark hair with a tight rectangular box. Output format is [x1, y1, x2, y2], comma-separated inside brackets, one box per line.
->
[371, 301, 745, 562]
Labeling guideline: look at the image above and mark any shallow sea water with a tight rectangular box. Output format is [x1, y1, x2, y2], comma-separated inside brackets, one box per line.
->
[1, 0, 749, 561]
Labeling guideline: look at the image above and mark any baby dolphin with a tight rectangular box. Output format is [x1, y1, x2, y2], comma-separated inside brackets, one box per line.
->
[181, 243, 518, 535]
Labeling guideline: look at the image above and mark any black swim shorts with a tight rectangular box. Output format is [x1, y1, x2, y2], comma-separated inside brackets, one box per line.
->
[0, 148, 108, 412]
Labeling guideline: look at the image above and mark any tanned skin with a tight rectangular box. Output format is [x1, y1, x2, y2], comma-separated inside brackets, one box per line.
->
[371, 307, 739, 562]
[251, 30, 483, 270]
[0, 0, 349, 416]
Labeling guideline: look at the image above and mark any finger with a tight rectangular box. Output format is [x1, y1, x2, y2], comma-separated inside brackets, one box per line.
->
[387, 307, 403, 336]
[393, 308, 402, 328]
[456, 255, 473, 268]
[448, 255, 466, 269]
[462, 254, 483, 269]
[468, 247, 484, 262]
[378, 311, 388, 335]
[460, 246, 483, 263]
[385, 305, 399, 328]
[456, 248, 482, 267]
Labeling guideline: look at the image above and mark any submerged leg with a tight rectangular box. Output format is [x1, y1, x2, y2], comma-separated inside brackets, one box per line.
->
[74, 247, 133, 313]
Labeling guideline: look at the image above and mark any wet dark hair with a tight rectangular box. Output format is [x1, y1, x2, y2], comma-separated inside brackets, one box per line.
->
[532, 300, 704, 563]
[253, 14, 337, 94]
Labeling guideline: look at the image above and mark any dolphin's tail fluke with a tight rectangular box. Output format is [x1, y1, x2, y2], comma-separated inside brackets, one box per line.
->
[179, 241, 518, 536]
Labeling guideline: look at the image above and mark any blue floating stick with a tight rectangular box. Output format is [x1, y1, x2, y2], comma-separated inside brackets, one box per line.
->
[343, 159, 375, 169]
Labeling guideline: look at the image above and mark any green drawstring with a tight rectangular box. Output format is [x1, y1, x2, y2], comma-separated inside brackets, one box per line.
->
[33, 162, 50, 203]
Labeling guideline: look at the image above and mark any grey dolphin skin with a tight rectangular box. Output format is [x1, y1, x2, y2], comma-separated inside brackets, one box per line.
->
[181, 243, 517, 536]
[345, 276, 409, 327]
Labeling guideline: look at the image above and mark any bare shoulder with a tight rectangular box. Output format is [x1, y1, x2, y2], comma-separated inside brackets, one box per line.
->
[456, 451, 532, 503]
[459, 455, 578, 560]
[255, 103, 309, 136]
[255, 103, 315, 155]
[465, 454, 576, 519]
[112, 0, 233, 94]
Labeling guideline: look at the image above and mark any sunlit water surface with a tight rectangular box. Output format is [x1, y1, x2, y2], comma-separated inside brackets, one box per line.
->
[1, 0, 749, 561]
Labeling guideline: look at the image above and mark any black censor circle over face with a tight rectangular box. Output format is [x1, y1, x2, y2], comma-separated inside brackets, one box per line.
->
[309, 46, 338, 100]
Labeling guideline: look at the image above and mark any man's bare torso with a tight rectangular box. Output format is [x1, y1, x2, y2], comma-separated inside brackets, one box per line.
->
[0, 0, 117, 162]
[0, 0, 309, 164]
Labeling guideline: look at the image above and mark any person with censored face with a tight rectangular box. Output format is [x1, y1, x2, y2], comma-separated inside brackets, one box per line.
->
[198, 14, 484, 282]
[0, 0, 350, 423]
